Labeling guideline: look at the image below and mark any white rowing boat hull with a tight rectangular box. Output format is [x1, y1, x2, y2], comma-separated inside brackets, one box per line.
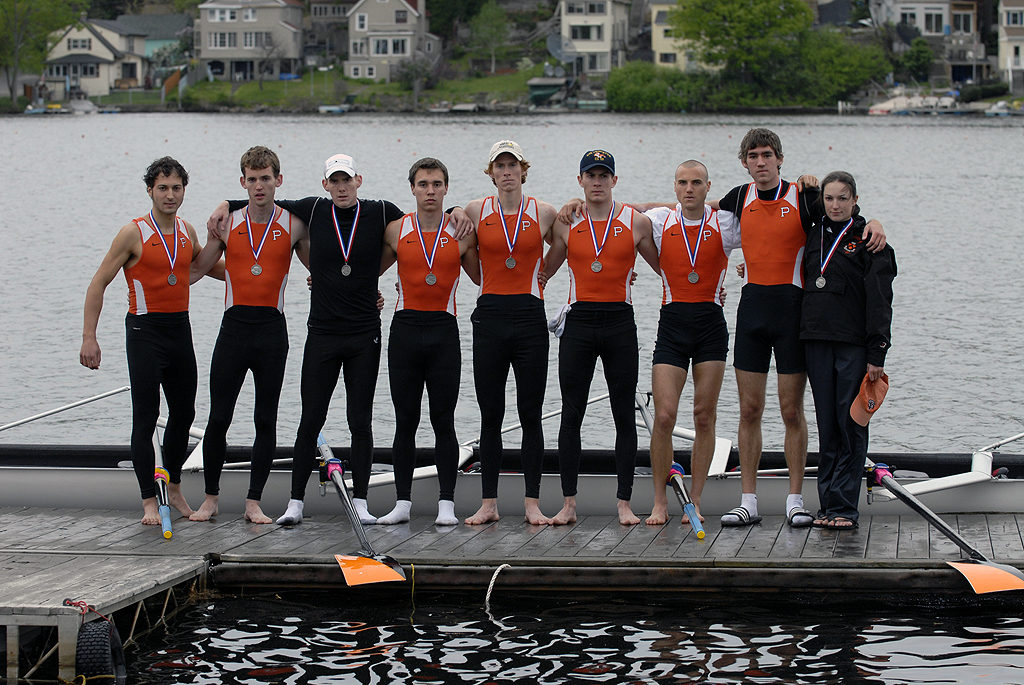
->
[2, 465, 1020, 518]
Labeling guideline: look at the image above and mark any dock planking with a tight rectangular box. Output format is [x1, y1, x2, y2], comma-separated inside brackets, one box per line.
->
[1, 508, 1023, 594]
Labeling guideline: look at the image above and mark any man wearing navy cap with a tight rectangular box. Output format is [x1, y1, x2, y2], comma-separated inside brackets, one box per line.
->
[543, 150, 658, 525]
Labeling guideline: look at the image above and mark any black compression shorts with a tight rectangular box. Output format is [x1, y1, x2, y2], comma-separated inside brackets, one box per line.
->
[652, 302, 728, 369]
[733, 284, 805, 374]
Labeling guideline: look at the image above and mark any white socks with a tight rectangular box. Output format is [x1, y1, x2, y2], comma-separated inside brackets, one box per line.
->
[353, 498, 377, 525]
[377, 500, 412, 525]
[741, 493, 758, 517]
[787, 494, 804, 514]
[276, 499, 304, 525]
[435, 499, 457, 526]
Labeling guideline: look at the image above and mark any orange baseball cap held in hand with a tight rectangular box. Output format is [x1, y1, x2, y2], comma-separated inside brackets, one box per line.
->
[850, 372, 889, 426]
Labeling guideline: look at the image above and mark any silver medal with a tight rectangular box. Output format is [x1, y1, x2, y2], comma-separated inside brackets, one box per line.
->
[166, 273, 177, 286]
[425, 273, 437, 286]
[815, 276, 826, 289]
[251, 264, 262, 276]
[687, 271, 699, 284]
[505, 257, 516, 269]
[341, 263, 352, 277]
[591, 260, 602, 273]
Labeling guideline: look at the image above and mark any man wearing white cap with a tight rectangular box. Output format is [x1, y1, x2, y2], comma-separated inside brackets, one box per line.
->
[210, 153, 470, 526]
[455, 140, 559, 526]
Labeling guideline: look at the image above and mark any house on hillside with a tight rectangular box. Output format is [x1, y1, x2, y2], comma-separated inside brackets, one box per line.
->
[308, 0, 356, 63]
[870, 0, 992, 83]
[194, 0, 304, 82]
[558, 0, 631, 74]
[343, 0, 441, 81]
[114, 13, 192, 58]
[45, 18, 149, 99]
[649, 0, 698, 71]
[998, 0, 1024, 92]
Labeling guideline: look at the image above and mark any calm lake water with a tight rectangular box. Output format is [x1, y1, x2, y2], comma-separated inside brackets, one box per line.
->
[128, 591, 1024, 684]
[0, 112, 1022, 456]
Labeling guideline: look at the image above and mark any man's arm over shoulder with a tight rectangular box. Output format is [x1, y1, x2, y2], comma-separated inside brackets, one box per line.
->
[541, 218, 569, 280]
[633, 210, 659, 273]
[378, 217, 401, 275]
[291, 216, 311, 270]
[459, 231, 481, 285]
[189, 221, 225, 284]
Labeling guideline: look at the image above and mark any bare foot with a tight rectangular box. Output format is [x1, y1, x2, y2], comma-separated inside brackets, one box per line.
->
[465, 498, 500, 525]
[681, 506, 705, 525]
[646, 501, 669, 526]
[617, 499, 641, 526]
[524, 497, 550, 525]
[244, 499, 273, 524]
[141, 498, 160, 525]
[190, 495, 219, 522]
[550, 497, 577, 526]
[167, 483, 194, 518]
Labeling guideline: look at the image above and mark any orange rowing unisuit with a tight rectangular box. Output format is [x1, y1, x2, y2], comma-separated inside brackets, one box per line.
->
[739, 182, 805, 288]
[394, 213, 462, 314]
[566, 203, 639, 304]
[477, 195, 544, 298]
[223, 206, 295, 311]
[654, 205, 731, 305]
[124, 214, 191, 314]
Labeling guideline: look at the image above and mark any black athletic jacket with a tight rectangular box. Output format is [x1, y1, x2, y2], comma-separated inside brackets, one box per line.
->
[799, 215, 897, 367]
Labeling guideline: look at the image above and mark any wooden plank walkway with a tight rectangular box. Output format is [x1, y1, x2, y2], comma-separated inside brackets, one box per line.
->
[3, 505, 1023, 678]
[1, 506, 1022, 589]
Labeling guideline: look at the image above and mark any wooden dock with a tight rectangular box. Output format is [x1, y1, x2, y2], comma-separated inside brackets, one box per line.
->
[2, 505, 1023, 680]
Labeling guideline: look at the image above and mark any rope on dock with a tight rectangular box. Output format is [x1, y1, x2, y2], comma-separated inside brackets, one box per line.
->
[484, 563, 511, 613]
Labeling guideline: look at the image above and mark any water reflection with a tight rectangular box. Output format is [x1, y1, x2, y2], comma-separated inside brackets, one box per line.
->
[129, 592, 1024, 684]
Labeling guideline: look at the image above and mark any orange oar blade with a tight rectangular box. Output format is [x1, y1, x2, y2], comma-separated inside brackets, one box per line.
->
[947, 560, 1024, 594]
[335, 554, 406, 586]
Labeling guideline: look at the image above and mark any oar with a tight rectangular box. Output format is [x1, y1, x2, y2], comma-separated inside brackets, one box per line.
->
[668, 462, 705, 539]
[317, 433, 405, 586]
[868, 460, 1024, 594]
[154, 466, 173, 539]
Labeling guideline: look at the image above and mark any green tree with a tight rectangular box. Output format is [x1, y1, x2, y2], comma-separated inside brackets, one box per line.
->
[669, 0, 813, 90]
[87, 0, 141, 20]
[0, 0, 88, 105]
[470, 0, 507, 74]
[901, 36, 934, 82]
[429, 0, 486, 42]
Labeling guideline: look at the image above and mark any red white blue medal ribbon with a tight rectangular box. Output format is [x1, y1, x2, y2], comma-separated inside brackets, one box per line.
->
[414, 212, 448, 275]
[819, 217, 853, 278]
[245, 206, 279, 269]
[677, 206, 708, 277]
[586, 201, 615, 262]
[331, 200, 360, 265]
[496, 196, 524, 262]
[149, 210, 179, 277]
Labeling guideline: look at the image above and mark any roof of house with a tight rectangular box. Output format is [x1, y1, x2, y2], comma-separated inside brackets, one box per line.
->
[48, 53, 115, 65]
[113, 14, 192, 41]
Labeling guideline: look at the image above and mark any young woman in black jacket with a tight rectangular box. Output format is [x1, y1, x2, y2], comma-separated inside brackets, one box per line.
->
[800, 171, 897, 529]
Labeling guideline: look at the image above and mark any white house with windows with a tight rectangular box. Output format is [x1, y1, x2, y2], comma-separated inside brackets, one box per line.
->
[999, 0, 1024, 91]
[343, 0, 440, 81]
[194, 0, 304, 81]
[649, 0, 697, 72]
[870, 0, 990, 83]
[44, 19, 148, 99]
[559, 0, 630, 74]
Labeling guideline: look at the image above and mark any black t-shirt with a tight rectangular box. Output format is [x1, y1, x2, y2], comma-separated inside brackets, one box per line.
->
[228, 196, 403, 334]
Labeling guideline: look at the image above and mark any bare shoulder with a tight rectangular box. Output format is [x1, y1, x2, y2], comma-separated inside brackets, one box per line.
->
[464, 197, 485, 220]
